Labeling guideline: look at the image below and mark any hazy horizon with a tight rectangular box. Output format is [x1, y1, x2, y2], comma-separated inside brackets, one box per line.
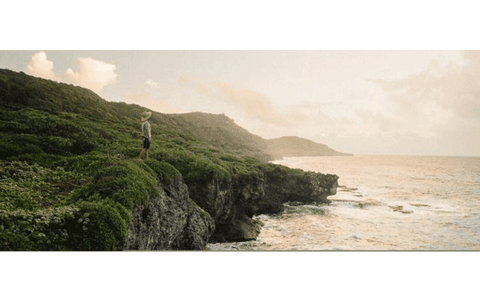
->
[1, 50, 479, 157]
[3, 2, 480, 296]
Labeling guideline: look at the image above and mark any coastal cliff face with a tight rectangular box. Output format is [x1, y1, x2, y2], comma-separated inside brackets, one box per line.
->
[120, 163, 338, 248]
[121, 175, 215, 250]
[186, 165, 339, 242]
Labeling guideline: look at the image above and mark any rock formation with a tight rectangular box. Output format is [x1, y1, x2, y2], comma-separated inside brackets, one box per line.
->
[121, 174, 215, 250]
[186, 165, 339, 242]
[120, 163, 338, 248]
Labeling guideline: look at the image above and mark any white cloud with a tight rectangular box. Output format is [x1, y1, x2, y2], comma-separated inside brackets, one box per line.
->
[25, 51, 57, 80]
[253, 51, 480, 156]
[146, 79, 158, 88]
[63, 57, 118, 94]
[25, 52, 118, 94]
[350, 50, 480, 156]
[376, 51, 480, 123]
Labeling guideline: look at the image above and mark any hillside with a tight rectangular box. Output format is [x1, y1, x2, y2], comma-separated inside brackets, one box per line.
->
[172, 111, 270, 161]
[266, 136, 352, 159]
[0, 69, 271, 162]
[0, 69, 339, 250]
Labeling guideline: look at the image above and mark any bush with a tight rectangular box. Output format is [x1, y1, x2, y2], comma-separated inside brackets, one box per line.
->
[0, 160, 87, 210]
[73, 199, 129, 250]
[89, 159, 158, 209]
[144, 159, 181, 186]
[0, 154, 160, 251]
[0, 205, 79, 251]
[151, 148, 231, 184]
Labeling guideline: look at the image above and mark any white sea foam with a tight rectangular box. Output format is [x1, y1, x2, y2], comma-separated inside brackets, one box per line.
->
[208, 156, 480, 250]
[251, 156, 480, 250]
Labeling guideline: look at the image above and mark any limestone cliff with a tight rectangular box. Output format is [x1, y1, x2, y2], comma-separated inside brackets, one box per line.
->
[121, 174, 215, 250]
[120, 162, 338, 248]
[187, 164, 339, 242]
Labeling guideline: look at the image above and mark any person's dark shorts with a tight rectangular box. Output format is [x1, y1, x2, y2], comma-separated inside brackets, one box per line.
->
[142, 137, 150, 149]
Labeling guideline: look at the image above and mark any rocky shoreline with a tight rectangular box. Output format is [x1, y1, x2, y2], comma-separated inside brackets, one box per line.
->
[123, 164, 339, 250]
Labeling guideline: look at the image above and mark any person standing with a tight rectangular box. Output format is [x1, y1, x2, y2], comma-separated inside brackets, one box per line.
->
[139, 111, 152, 160]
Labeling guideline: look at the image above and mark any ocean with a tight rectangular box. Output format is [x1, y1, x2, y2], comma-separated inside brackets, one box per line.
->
[206, 155, 480, 250]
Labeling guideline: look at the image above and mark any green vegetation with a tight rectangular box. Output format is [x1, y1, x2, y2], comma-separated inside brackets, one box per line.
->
[0, 155, 160, 250]
[144, 159, 181, 186]
[0, 68, 276, 250]
[266, 136, 352, 158]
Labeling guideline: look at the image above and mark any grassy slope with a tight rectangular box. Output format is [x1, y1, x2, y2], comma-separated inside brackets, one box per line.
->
[0, 69, 277, 250]
[266, 136, 352, 158]
[0, 68, 346, 250]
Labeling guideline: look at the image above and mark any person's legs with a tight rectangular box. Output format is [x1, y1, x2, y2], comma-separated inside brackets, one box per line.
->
[145, 138, 150, 160]
[139, 137, 148, 159]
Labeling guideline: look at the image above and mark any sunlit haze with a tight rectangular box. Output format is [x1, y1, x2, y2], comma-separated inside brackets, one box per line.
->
[1, 50, 478, 157]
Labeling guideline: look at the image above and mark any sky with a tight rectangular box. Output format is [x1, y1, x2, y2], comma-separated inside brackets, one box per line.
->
[3, 0, 480, 294]
[2, 1, 480, 157]
[1, 50, 479, 157]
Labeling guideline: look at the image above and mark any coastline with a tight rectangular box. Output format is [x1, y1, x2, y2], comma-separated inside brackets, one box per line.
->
[247, 155, 480, 250]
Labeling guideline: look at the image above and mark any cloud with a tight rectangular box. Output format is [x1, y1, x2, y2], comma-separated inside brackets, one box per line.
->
[146, 79, 158, 88]
[25, 52, 118, 94]
[271, 51, 480, 156]
[375, 51, 480, 122]
[25, 51, 57, 80]
[177, 75, 307, 126]
[363, 50, 480, 155]
[211, 81, 282, 124]
[63, 57, 118, 94]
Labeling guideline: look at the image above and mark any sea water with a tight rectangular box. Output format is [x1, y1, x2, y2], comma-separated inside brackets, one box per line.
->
[206, 155, 480, 250]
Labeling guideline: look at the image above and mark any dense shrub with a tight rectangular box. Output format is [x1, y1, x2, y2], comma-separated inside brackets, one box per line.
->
[144, 159, 181, 185]
[0, 155, 160, 250]
[72, 199, 129, 250]
[0, 203, 80, 250]
[0, 108, 107, 159]
[90, 159, 159, 209]
[150, 148, 230, 184]
[0, 68, 280, 250]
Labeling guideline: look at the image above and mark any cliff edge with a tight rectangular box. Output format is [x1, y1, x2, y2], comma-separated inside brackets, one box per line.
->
[0, 69, 339, 250]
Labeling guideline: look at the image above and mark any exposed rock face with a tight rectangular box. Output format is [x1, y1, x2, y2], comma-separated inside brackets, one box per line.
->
[121, 175, 215, 250]
[119, 164, 338, 250]
[187, 178, 235, 225]
[188, 165, 339, 243]
[260, 166, 339, 213]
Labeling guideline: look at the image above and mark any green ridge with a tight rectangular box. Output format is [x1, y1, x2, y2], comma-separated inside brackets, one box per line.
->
[0, 69, 277, 250]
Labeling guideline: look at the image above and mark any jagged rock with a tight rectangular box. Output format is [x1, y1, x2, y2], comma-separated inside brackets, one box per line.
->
[187, 177, 235, 224]
[260, 166, 338, 214]
[189, 165, 339, 243]
[121, 175, 215, 250]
